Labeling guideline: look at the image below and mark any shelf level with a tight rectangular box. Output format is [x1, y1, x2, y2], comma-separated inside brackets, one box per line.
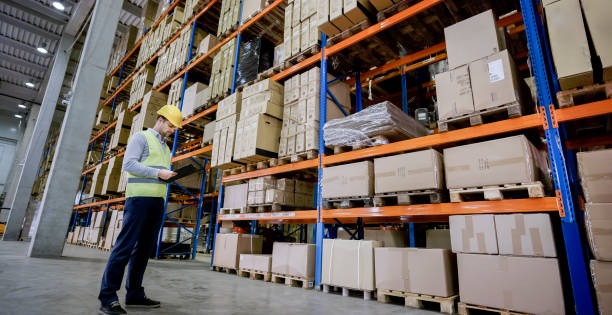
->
[222, 158, 318, 183]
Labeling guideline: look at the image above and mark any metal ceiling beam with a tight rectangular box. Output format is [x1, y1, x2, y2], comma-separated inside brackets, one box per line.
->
[0, 12, 61, 41]
[122, 0, 143, 18]
[0, 81, 38, 100]
[0, 35, 51, 56]
[3, 0, 70, 25]
[0, 65, 43, 81]
[64, 0, 93, 36]
[0, 51, 47, 73]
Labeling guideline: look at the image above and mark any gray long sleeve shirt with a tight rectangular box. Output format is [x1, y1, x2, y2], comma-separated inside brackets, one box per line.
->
[122, 128, 169, 178]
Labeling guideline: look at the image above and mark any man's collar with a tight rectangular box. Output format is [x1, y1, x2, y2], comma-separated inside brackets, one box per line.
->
[147, 128, 165, 142]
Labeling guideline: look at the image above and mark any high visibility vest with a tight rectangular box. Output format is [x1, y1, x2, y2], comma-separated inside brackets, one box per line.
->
[125, 130, 171, 198]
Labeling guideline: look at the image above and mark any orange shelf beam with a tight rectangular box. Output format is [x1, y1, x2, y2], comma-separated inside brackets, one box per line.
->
[73, 197, 126, 210]
[90, 120, 117, 144]
[182, 104, 217, 126]
[222, 158, 319, 183]
[219, 210, 318, 222]
[172, 145, 212, 163]
[556, 99, 612, 123]
[130, 101, 143, 112]
[82, 151, 125, 175]
[566, 134, 612, 150]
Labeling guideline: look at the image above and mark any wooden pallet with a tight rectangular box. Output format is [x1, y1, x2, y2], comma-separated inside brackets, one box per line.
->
[219, 207, 247, 215]
[212, 266, 237, 274]
[373, 190, 444, 206]
[449, 181, 545, 203]
[238, 268, 271, 282]
[377, 289, 457, 314]
[283, 44, 321, 70]
[257, 65, 282, 81]
[222, 165, 246, 177]
[246, 203, 283, 212]
[457, 302, 532, 315]
[323, 196, 373, 209]
[556, 81, 612, 108]
[330, 135, 390, 155]
[438, 102, 522, 132]
[271, 273, 314, 289]
[322, 284, 373, 300]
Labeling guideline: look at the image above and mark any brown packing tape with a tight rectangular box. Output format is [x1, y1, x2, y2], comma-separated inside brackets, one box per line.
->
[445, 164, 471, 172]
[446, 157, 526, 173]
[375, 171, 396, 179]
[591, 228, 612, 235]
[349, 175, 366, 182]
[402, 249, 411, 293]
[529, 228, 545, 256]
[511, 215, 526, 255]
[462, 216, 474, 252]
[476, 232, 487, 252]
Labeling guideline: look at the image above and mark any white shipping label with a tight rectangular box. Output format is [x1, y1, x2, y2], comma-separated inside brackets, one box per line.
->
[488, 59, 504, 83]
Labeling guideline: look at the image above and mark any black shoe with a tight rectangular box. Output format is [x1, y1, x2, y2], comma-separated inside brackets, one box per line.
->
[99, 301, 127, 315]
[125, 296, 161, 308]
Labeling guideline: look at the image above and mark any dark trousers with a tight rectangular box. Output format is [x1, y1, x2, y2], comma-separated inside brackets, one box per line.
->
[98, 197, 165, 305]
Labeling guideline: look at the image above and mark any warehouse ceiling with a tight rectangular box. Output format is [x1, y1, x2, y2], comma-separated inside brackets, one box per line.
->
[0, 0, 147, 119]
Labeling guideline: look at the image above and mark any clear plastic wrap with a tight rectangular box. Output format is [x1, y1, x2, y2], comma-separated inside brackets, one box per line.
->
[323, 101, 429, 147]
[236, 37, 274, 87]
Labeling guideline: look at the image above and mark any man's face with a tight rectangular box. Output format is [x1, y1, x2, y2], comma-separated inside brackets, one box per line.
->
[160, 118, 177, 137]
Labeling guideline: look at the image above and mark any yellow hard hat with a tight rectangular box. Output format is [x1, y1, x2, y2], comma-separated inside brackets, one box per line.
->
[157, 105, 182, 128]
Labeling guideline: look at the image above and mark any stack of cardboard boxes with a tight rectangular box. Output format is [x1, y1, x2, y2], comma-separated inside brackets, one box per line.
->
[129, 90, 169, 138]
[216, 0, 240, 38]
[211, 92, 240, 168]
[128, 65, 155, 108]
[102, 210, 124, 250]
[210, 39, 237, 100]
[436, 10, 526, 125]
[181, 82, 211, 118]
[247, 176, 315, 208]
[234, 79, 284, 162]
[280, 67, 351, 158]
[284, 0, 320, 61]
[577, 149, 612, 314]
[106, 26, 138, 74]
[222, 183, 249, 212]
[316, 0, 375, 37]
[153, 25, 205, 88]
[109, 109, 136, 150]
[136, 3, 185, 68]
[101, 155, 124, 195]
[213, 234, 263, 270]
[86, 164, 108, 199]
[271, 242, 315, 282]
[450, 213, 564, 314]
[321, 239, 380, 294]
[94, 105, 112, 131]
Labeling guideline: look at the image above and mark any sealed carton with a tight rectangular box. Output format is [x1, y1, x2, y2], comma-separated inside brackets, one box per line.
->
[581, 0, 612, 81]
[591, 260, 612, 315]
[233, 114, 282, 161]
[458, 253, 565, 315]
[375, 248, 457, 297]
[212, 234, 263, 269]
[322, 239, 381, 291]
[374, 149, 444, 194]
[435, 65, 475, 120]
[223, 183, 248, 209]
[217, 91, 242, 120]
[317, 0, 341, 36]
[585, 203, 612, 261]
[241, 0, 266, 23]
[239, 254, 272, 272]
[449, 215, 498, 254]
[494, 213, 557, 257]
[271, 242, 316, 279]
[322, 161, 373, 198]
[577, 149, 612, 203]
[469, 50, 524, 111]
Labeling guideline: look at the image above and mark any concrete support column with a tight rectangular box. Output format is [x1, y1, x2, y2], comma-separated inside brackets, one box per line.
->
[3, 34, 73, 241]
[27, 1, 122, 257]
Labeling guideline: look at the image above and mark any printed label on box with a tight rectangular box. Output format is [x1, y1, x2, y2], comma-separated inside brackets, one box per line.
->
[488, 59, 504, 83]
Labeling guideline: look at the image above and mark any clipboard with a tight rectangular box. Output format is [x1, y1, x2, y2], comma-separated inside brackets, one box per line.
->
[160, 164, 199, 183]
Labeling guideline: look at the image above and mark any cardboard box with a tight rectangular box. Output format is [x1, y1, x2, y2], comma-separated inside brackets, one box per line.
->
[374, 149, 444, 194]
[292, 0, 301, 26]
[329, 0, 352, 30]
[285, 2, 293, 29]
[264, 188, 287, 204]
[322, 161, 373, 198]
[591, 260, 612, 315]
[494, 213, 557, 257]
[581, 0, 612, 81]
[271, 242, 316, 279]
[343, 0, 373, 24]
[291, 27, 301, 56]
[444, 10, 504, 70]
[182, 82, 208, 118]
[585, 203, 612, 261]
[242, 78, 284, 100]
[239, 254, 272, 272]
[317, 0, 341, 36]
[426, 229, 452, 249]
[375, 248, 457, 297]
[544, 0, 593, 90]
[276, 178, 295, 192]
[217, 91, 242, 120]
[322, 239, 381, 290]
[469, 50, 523, 111]
[458, 254, 565, 315]
[198, 34, 219, 55]
[369, 0, 394, 11]
[577, 149, 612, 203]
[212, 234, 263, 269]
[234, 114, 282, 161]
[241, 0, 266, 23]
[435, 65, 475, 121]
[449, 215, 498, 254]
[224, 183, 248, 209]
[203, 120, 216, 144]
[443, 135, 545, 189]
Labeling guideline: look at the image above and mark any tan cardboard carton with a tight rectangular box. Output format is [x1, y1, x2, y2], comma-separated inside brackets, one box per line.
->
[198, 34, 219, 55]
[449, 215, 498, 254]
[322, 239, 381, 290]
[469, 50, 523, 111]
[223, 183, 248, 209]
[444, 10, 505, 70]
[369, 0, 394, 11]
[217, 91, 242, 120]
[234, 114, 282, 161]
[494, 213, 557, 257]
[276, 178, 295, 192]
[374, 149, 444, 194]
[458, 253, 565, 315]
[317, 0, 341, 36]
[443, 135, 546, 189]
[182, 83, 207, 118]
[203, 120, 216, 144]
[581, 0, 612, 81]
[544, 0, 593, 90]
[585, 203, 612, 261]
[322, 161, 373, 198]
[591, 260, 612, 315]
[242, 78, 284, 100]
[239, 254, 272, 272]
[375, 248, 457, 297]
[241, 0, 266, 23]
[343, 0, 373, 24]
[426, 229, 452, 249]
[240, 98, 283, 120]
[329, 0, 352, 30]
[365, 230, 408, 247]
[577, 149, 612, 203]
[271, 242, 316, 279]
[212, 234, 263, 269]
[435, 65, 475, 121]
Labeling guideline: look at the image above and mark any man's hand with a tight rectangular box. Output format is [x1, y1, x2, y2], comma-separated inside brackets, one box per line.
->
[158, 169, 177, 180]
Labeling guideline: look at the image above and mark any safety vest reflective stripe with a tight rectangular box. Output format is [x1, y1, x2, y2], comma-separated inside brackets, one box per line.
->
[127, 177, 166, 184]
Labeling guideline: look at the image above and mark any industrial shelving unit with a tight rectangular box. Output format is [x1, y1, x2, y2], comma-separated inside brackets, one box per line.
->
[67, 0, 612, 313]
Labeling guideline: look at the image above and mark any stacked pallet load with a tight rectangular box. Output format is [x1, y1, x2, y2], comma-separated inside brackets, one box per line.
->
[102, 210, 124, 250]
[269, 242, 315, 288]
[153, 25, 205, 88]
[139, 0, 160, 36]
[213, 234, 263, 272]
[210, 38, 237, 100]
[233, 79, 284, 163]
[136, 3, 185, 68]
[129, 90, 169, 138]
[85, 163, 108, 199]
[247, 176, 314, 211]
[128, 65, 155, 108]
[93, 104, 112, 131]
[211, 91, 240, 168]
[196, 33, 219, 58]
[106, 26, 139, 74]
[316, 0, 375, 36]
[217, 0, 240, 39]
[435, 10, 530, 132]
[181, 82, 210, 118]
[285, 0, 320, 62]
[167, 79, 184, 107]
[577, 149, 612, 314]
[101, 155, 124, 195]
[235, 37, 274, 87]
[279, 67, 351, 159]
[220, 183, 248, 213]
[109, 109, 136, 150]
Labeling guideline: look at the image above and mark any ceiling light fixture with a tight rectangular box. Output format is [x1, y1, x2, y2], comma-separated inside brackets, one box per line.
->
[37, 42, 48, 54]
[52, 1, 65, 11]
[14, 114, 23, 119]
[17, 104, 27, 109]
[25, 82, 35, 88]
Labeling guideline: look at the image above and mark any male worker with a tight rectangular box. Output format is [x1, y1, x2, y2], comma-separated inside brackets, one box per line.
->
[98, 105, 182, 315]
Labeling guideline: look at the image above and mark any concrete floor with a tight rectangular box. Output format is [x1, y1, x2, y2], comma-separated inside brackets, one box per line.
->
[0, 241, 439, 315]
